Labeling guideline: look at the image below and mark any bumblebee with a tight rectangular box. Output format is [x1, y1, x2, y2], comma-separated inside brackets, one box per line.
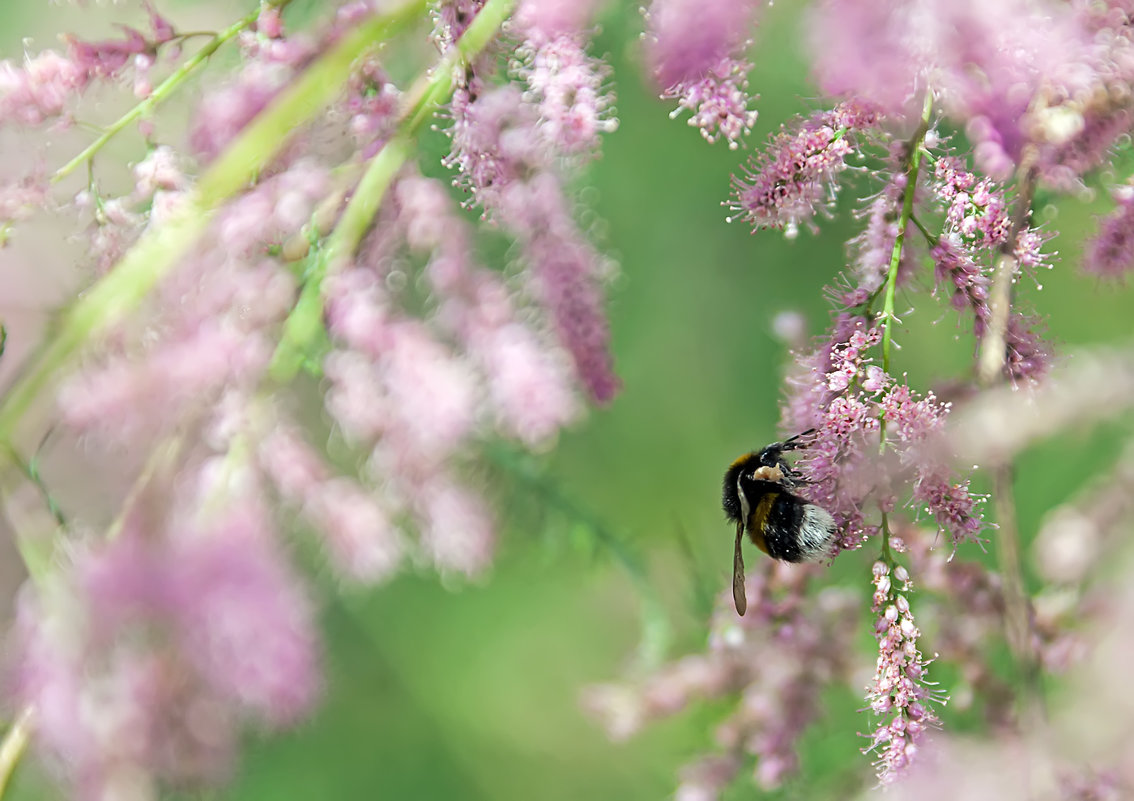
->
[722, 430, 837, 615]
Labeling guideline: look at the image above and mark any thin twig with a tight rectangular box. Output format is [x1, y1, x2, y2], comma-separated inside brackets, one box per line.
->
[52, 0, 296, 184]
[976, 149, 1043, 718]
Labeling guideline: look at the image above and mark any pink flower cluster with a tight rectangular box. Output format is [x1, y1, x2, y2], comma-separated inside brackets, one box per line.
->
[1084, 183, 1134, 280]
[0, 51, 87, 126]
[864, 559, 942, 784]
[902, 533, 1015, 724]
[807, 0, 1103, 180]
[0, 4, 177, 127]
[58, 160, 323, 439]
[729, 102, 879, 237]
[190, 17, 316, 162]
[584, 562, 859, 795]
[783, 311, 984, 551]
[930, 156, 1052, 384]
[513, 31, 617, 157]
[14, 476, 320, 800]
[644, 0, 761, 147]
[316, 173, 584, 575]
[445, 33, 620, 401]
[661, 57, 758, 149]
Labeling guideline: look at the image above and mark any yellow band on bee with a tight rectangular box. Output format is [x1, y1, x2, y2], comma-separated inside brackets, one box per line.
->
[747, 491, 777, 555]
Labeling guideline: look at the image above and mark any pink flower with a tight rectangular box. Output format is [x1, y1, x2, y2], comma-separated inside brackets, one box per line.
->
[1084, 184, 1134, 279]
[1003, 312, 1052, 385]
[809, 0, 1096, 176]
[525, 217, 621, 403]
[170, 511, 321, 726]
[343, 55, 400, 157]
[0, 50, 87, 126]
[189, 62, 293, 162]
[729, 102, 878, 236]
[807, 0, 926, 122]
[662, 57, 758, 148]
[444, 73, 620, 403]
[932, 238, 990, 335]
[478, 322, 580, 445]
[515, 0, 602, 38]
[432, 0, 488, 51]
[514, 32, 616, 156]
[644, 0, 760, 90]
[416, 476, 495, 576]
[864, 561, 942, 784]
[927, 0, 1095, 177]
[258, 426, 407, 584]
[13, 495, 320, 799]
[302, 478, 406, 583]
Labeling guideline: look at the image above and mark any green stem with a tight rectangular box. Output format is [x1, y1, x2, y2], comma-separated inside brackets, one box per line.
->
[268, 0, 516, 382]
[880, 94, 933, 377]
[4, 443, 65, 528]
[0, 0, 427, 446]
[0, 707, 32, 800]
[52, 2, 290, 184]
[876, 95, 932, 453]
[909, 213, 938, 248]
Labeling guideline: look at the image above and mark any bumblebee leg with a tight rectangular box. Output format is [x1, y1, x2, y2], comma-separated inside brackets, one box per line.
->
[732, 520, 747, 616]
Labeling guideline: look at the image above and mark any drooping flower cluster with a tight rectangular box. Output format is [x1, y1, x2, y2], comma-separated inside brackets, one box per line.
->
[1083, 183, 1134, 280]
[0, 3, 177, 128]
[729, 101, 879, 237]
[58, 158, 325, 440]
[513, 30, 617, 157]
[443, 4, 621, 401]
[584, 562, 860, 794]
[864, 558, 942, 784]
[930, 156, 1053, 384]
[807, 0, 1099, 179]
[190, 14, 317, 162]
[13, 466, 320, 800]
[644, 0, 761, 148]
[315, 171, 584, 576]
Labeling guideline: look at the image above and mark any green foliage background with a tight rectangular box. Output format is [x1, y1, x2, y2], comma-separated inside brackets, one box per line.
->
[2, 1, 1133, 798]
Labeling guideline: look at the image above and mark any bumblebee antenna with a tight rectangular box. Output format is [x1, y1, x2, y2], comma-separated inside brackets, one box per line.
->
[780, 428, 818, 451]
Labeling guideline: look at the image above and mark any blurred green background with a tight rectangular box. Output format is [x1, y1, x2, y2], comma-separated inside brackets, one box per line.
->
[3, 1, 1134, 799]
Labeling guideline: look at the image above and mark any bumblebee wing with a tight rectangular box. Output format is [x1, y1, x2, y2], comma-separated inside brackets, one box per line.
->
[732, 520, 747, 616]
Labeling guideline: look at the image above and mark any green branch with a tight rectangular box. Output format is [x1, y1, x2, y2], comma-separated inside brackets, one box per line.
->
[0, 707, 32, 800]
[268, 0, 517, 382]
[880, 94, 933, 378]
[52, 0, 295, 184]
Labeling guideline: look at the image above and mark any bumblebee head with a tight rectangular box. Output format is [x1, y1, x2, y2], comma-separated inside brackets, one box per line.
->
[722, 430, 817, 523]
